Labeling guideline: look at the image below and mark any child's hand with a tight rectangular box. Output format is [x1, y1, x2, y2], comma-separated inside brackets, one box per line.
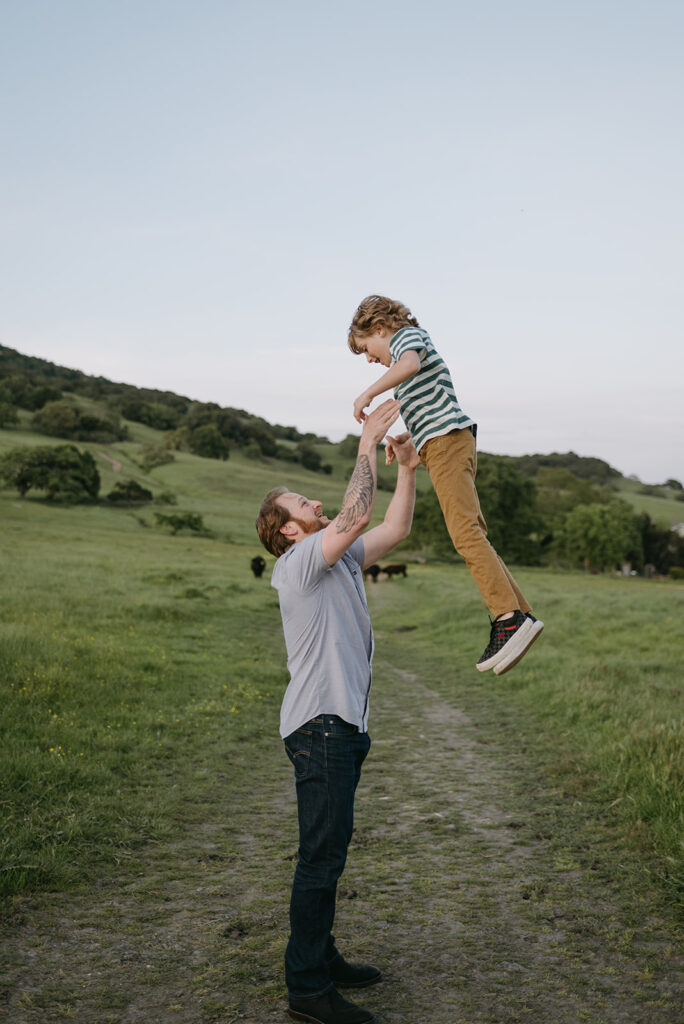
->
[353, 391, 372, 423]
[361, 399, 400, 446]
[386, 432, 418, 469]
[384, 434, 402, 466]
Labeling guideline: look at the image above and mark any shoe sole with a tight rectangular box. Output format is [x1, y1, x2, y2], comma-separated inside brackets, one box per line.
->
[476, 616, 535, 672]
[287, 1009, 375, 1024]
[492, 620, 544, 675]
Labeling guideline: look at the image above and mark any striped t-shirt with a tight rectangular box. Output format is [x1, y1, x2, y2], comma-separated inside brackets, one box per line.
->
[390, 327, 475, 452]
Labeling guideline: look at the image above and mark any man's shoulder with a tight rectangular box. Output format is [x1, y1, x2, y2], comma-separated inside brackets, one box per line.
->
[272, 533, 327, 590]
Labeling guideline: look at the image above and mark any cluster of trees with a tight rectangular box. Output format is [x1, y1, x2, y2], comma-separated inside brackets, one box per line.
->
[0, 345, 331, 471]
[508, 450, 621, 485]
[106, 480, 153, 503]
[0, 445, 184, 516]
[0, 445, 100, 502]
[2, 345, 682, 574]
[31, 401, 127, 443]
[409, 455, 684, 575]
[154, 511, 207, 535]
[638, 479, 684, 501]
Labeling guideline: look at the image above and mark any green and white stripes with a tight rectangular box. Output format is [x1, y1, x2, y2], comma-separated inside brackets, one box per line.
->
[389, 327, 474, 451]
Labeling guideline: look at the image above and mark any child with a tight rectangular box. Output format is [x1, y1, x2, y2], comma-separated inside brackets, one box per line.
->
[348, 294, 543, 675]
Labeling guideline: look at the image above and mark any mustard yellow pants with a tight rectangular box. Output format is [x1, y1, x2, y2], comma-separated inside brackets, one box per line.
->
[419, 428, 531, 620]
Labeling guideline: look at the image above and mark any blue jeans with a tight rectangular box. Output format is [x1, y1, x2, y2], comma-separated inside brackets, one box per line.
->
[283, 714, 371, 998]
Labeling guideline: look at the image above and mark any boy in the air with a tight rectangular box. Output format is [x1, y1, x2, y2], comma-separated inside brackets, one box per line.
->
[348, 294, 543, 675]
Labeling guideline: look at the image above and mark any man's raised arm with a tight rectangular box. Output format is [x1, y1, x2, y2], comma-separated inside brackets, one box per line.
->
[360, 432, 420, 569]
[321, 400, 400, 567]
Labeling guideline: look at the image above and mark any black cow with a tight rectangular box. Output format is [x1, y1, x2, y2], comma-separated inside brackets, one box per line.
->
[251, 556, 266, 578]
[382, 563, 407, 579]
[363, 564, 381, 583]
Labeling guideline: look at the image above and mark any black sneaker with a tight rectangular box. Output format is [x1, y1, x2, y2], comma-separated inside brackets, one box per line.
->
[476, 609, 540, 674]
[288, 986, 375, 1024]
[492, 611, 544, 675]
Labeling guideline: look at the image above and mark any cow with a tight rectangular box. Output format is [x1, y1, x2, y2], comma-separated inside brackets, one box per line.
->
[363, 564, 381, 583]
[382, 563, 407, 579]
[251, 555, 266, 578]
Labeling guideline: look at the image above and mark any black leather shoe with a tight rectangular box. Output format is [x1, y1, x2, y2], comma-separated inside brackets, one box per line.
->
[288, 987, 375, 1024]
[329, 954, 382, 989]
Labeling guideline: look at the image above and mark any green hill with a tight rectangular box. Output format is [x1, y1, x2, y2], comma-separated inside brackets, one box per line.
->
[2, 344, 683, 571]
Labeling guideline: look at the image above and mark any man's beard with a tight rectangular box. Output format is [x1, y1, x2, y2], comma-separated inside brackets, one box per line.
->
[292, 515, 327, 536]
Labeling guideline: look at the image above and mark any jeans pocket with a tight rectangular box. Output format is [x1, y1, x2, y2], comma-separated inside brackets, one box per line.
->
[325, 719, 359, 738]
[284, 730, 313, 779]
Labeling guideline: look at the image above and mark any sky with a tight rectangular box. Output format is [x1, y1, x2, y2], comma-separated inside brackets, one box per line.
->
[1, 0, 682, 484]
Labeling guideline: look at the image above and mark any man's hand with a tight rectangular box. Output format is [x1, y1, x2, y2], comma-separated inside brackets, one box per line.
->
[360, 399, 400, 445]
[353, 391, 373, 423]
[385, 432, 420, 470]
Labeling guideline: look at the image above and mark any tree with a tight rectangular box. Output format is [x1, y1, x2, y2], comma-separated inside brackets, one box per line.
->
[24, 385, 62, 411]
[107, 480, 154, 504]
[472, 455, 543, 563]
[216, 409, 249, 446]
[30, 401, 125, 442]
[338, 434, 361, 459]
[0, 375, 61, 411]
[139, 445, 175, 471]
[534, 467, 605, 526]
[243, 440, 264, 461]
[32, 401, 79, 438]
[154, 511, 207, 535]
[0, 445, 100, 502]
[139, 402, 182, 430]
[512, 451, 620, 485]
[0, 402, 18, 427]
[164, 426, 190, 451]
[410, 488, 455, 558]
[183, 401, 222, 430]
[555, 500, 641, 570]
[409, 455, 542, 563]
[297, 441, 322, 473]
[275, 444, 300, 463]
[636, 513, 684, 574]
[189, 423, 230, 460]
[246, 422, 278, 457]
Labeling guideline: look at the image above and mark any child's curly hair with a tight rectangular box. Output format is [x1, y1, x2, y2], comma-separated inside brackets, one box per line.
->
[347, 295, 420, 354]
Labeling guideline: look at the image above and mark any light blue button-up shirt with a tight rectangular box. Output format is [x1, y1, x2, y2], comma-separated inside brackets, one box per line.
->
[272, 532, 374, 738]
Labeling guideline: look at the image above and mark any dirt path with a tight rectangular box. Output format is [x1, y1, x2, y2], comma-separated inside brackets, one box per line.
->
[1, 664, 681, 1023]
[97, 452, 122, 472]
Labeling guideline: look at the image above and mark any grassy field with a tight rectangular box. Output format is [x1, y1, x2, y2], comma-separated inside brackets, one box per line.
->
[1, 425, 683, 1020]
[1, 424, 682, 901]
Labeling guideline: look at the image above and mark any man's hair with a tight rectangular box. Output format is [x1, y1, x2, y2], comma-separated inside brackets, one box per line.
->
[256, 486, 294, 558]
[348, 295, 420, 354]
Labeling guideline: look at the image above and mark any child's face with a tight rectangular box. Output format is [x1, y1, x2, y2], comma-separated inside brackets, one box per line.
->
[357, 329, 392, 367]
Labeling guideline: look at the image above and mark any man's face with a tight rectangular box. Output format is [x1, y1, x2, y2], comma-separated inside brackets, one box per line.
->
[278, 492, 330, 537]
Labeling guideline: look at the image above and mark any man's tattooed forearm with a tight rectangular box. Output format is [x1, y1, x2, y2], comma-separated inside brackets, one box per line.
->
[336, 455, 374, 533]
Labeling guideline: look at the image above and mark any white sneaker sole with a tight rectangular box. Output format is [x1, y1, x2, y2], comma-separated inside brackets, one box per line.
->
[493, 619, 544, 675]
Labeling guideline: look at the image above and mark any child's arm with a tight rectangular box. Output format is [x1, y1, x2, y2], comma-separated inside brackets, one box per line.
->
[353, 350, 421, 423]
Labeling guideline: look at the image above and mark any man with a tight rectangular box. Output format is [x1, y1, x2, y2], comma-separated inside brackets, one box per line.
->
[256, 399, 420, 1024]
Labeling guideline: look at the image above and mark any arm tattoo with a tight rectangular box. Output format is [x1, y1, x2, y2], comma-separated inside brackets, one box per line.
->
[336, 455, 374, 533]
